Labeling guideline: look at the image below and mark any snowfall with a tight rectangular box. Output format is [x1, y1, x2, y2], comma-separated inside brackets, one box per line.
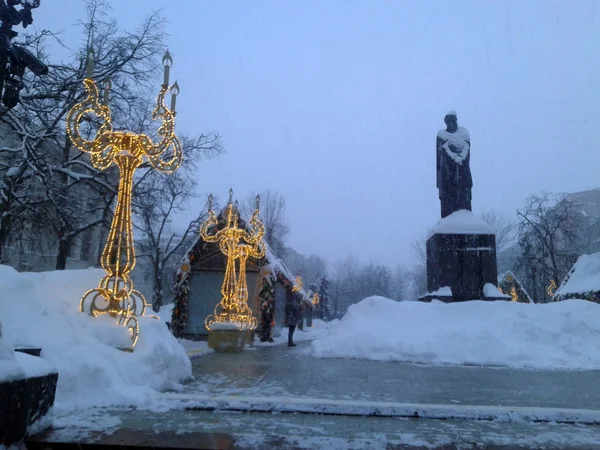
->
[3, 264, 600, 444]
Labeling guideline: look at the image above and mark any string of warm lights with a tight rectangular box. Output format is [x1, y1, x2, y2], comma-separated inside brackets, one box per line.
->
[292, 276, 303, 293]
[67, 48, 183, 350]
[201, 190, 265, 331]
[311, 292, 320, 306]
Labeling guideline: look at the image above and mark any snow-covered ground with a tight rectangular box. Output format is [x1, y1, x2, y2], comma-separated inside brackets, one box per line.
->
[153, 303, 209, 358]
[310, 296, 600, 370]
[0, 265, 191, 410]
[255, 319, 337, 347]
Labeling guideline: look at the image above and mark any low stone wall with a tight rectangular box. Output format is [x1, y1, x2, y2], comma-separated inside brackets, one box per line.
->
[0, 372, 59, 445]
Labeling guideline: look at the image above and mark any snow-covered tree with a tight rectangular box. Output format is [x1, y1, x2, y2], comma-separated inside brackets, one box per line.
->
[330, 256, 394, 315]
[516, 193, 583, 302]
[0, 1, 167, 268]
[409, 236, 427, 297]
[390, 264, 409, 301]
[480, 209, 515, 253]
[317, 276, 331, 320]
[282, 247, 327, 287]
[241, 189, 289, 256]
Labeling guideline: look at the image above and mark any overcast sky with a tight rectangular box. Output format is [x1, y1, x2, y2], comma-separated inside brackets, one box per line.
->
[31, 0, 600, 267]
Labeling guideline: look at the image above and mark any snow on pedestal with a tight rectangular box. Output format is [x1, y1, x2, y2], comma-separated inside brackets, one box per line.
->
[483, 283, 509, 299]
[427, 209, 494, 239]
[0, 264, 191, 409]
[209, 322, 244, 331]
[426, 286, 452, 298]
[311, 295, 600, 370]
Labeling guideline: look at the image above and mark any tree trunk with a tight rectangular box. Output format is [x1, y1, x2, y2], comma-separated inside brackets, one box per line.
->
[546, 233, 560, 290]
[529, 264, 538, 303]
[0, 213, 10, 264]
[55, 238, 70, 270]
[152, 260, 162, 312]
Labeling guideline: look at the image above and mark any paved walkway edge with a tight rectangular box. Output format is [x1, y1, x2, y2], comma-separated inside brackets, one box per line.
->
[164, 392, 600, 425]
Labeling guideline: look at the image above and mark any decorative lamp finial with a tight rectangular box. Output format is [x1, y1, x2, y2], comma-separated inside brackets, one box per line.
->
[170, 81, 180, 112]
[102, 77, 111, 106]
[162, 50, 173, 86]
[85, 47, 94, 78]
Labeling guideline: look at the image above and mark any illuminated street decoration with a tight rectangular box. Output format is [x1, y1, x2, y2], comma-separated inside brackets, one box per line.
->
[66, 49, 182, 350]
[311, 292, 320, 306]
[510, 286, 518, 302]
[547, 279, 557, 298]
[200, 190, 265, 331]
[292, 276, 303, 293]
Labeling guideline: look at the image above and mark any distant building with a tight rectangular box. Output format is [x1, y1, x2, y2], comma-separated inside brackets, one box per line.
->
[567, 189, 600, 254]
[566, 188, 600, 219]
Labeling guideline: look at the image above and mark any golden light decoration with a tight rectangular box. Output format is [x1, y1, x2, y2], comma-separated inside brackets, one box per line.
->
[311, 292, 320, 306]
[510, 286, 518, 302]
[547, 279, 557, 298]
[67, 48, 182, 350]
[200, 190, 265, 331]
[292, 276, 303, 293]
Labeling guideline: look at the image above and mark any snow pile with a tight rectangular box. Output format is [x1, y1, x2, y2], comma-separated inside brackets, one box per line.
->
[0, 335, 25, 382]
[555, 252, 600, 297]
[311, 296, 600, 370]
[156, 303, 174, 325]
[483, 283, 509, 298]
[428, 286, 452, 297]
[0, 265, 191, 408]
[255, 319, 337, 347]
[14, 351, 56, 379]
[428, 210, 494, 238]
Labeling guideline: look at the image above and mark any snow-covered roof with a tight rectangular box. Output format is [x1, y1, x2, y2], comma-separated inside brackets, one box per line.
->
[556, 252, 600, 297]
[428, 210, 494, 239]
[498, 270, 532, 303]
[263, 242, 310, 302]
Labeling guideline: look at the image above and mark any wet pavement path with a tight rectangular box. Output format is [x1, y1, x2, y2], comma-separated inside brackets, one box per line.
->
[38, 339, 600, 449]
[188, 341, 600, 411]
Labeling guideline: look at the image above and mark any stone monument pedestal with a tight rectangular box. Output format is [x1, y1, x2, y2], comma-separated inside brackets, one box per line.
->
[420, 210, 507, 303]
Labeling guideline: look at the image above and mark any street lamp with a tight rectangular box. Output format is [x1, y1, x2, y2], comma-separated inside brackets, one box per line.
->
[0, 0, 48, 111]
[66, 49, 183, 350]
[200, 190, 265, 332]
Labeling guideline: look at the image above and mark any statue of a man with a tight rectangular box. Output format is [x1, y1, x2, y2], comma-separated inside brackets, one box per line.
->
[436, 111, 472, 218]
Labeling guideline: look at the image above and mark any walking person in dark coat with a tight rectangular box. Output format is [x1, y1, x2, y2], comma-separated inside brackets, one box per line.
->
[285, 291, 302, 347]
